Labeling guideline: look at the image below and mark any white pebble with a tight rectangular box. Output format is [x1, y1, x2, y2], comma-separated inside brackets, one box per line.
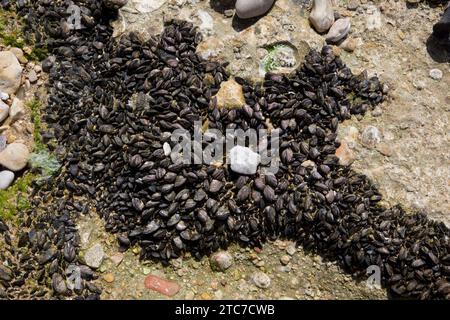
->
[429, 69, 443, 80]
[229, 146, 261, 175]
[0, 170, 14, 190]
[163, 142, 171, 156]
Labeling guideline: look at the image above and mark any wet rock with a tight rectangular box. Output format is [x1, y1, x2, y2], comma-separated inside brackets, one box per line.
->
[9, 98, 25, 122]
[230, 146, 261, 175]
[210, 251, 234, 271]
[309, 0, 335, 33]
[0, 100, 8, 123]
[0, 51, 23, 95]
[0, 142, 29, 171]
[335, 141, 355, 166]
[250, 271, 271, 289]
[144, 274, 180, 297]
[0, 170, 14, 190]
[360, 125, 381, 148]
[84, 243, 105, 269]
[213, 78, 246, 109]
[429, 69, 443, 80]
[235, 0, 275, 19]
[326, 18, 351, 43]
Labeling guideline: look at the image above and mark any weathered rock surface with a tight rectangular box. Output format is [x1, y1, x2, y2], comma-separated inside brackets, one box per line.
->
[213, 79, 246, 109]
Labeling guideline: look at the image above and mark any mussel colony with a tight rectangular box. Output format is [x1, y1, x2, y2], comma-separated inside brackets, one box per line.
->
[0, 0, 449, 300]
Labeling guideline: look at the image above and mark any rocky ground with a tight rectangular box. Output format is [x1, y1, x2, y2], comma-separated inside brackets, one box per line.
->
[1, 0, 449, 300]
[74, 0, 448, 300]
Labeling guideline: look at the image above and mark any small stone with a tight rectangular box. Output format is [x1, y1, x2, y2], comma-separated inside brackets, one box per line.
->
[163, 142, 171, 156]
[144, 275, 180, 297]
[109, 253, 124, 266]
[286, 244, 296, 256]
[340, 37, 357, 52]
[360, 125, 381, 148]
[200, 292, 212, 300]
[0, 100, 8, 123]
[41, 56, 56, 73]
[280, 255, 291, 265]
[210, 251, 234, 272]
[9, 98, 25, 122]
[235, 0, 275, 19]
[0, 170, 14, 190]
[429, 69, 443, 80]
[197, 10, 214, 33]
[335, 141, 355, 166]
[371, 105, 382, 117]
[376, 143, 393, 157]
[250, 271, 271, 289]
[224, 9, 234, 17]
[9, 48, 27, 64]
[28, 70, 38, 83]
[196, 37, 225, 60]
[301, 160, 316, 168]
[0, 142, 30, 171]
[326, 18, 351, 43]
[309, 0, 335, 33]
[103, 273, 115, 283]
[0, 51, 23, 95]
[0, 92, 8, 101]
[213, 78, 246, 109]
[347, 0, 359, 10]
[84, 243, 105, 269]
[230, 146, 261, 175]
[0, 135, 6, 152]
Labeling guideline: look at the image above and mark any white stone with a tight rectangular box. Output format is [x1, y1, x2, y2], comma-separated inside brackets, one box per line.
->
[0, 170, 14, 190]
[0, 92, 8, 101]
[133, 0, 166, 13]
[309, 0, 335, 33]
[235, 0, 275, 19]
[0, 100, 8, 123]
[326, 18, 351, 43]
[366, 5, 382, 31]
[163, 142, 171, 156]
[0, 51, 23, 95]
[84, 243, 105, 269]
[230, 146, 261, 175]
[197, 10, 214, 33]
[250, 271, 271, 289]
[0, 142, 30, 171]
[9, 98, 25, 122]
[429, 69, 443, 80]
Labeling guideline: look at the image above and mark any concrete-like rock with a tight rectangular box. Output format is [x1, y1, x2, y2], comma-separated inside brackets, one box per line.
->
[210, 251, 234, 272]
[0, 142, 29, 171]
[235, 0, 275, 19]
[0, 100, 8, 123]
[0, 51, 23, 95]
[213, 78, 246, 109]
[309, 0, 335, 33]
[326, 18, 351, 43]
[84, 243, 105, 269]
[429, 69, 443, 80]
[0, 170, 14, 190]
[230, 146, 261, 175]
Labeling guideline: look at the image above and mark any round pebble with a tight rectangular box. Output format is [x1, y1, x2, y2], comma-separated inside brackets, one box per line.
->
[0, 170, 14, 190]
[429, 69, 443, 80]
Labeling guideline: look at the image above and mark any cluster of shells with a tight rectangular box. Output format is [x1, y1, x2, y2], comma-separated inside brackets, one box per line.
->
[0, 0, 449, 300]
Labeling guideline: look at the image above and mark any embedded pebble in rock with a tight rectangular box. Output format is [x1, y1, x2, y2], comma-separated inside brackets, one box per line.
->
[335, 141, 355, 166]
[230, 146, 261, 175]
[280, 255, 291, 265]
[326, 18, 351, 43]
[0, 51, 23, 95]
[429, 69, 443, 80]
[210, 251, 234, 272]
[286, 244, 296, 256]
[366, 5, 382, 31]
[9, 98, 25, 122]
[27, 70, 38, 83]
[134, 0, 167, 13]
[109, 253, 124, 266]
[340, 37, 357, 52]
[250, 272, 271, 289]
[309, 0, 335, 33]
[103, 273, 115, 283]
[144, 275, 180, 297]
[196, 37, 225, 60]
[235, 0, 275, 19]
[347, 0, 359, 10]
[361, 125, 381, 148]
[0, 100, 8, 123]
[83, 243, 105, 269]
[0, 142, 29, 171]
[213, 78, 246, 109]
[0, 170, 14, 190]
